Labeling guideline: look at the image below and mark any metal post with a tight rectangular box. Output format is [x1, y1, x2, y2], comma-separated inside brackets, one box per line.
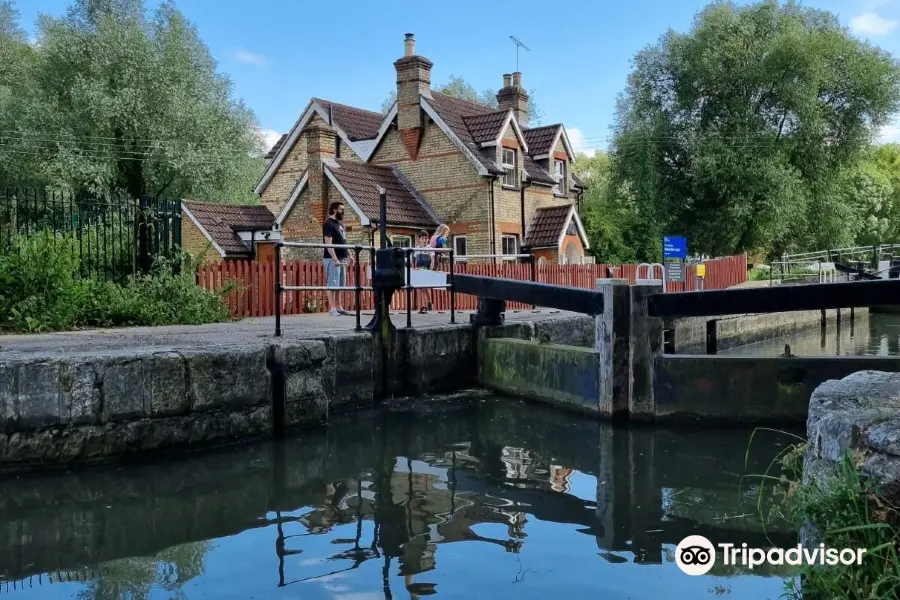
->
[406, 248, 412, 329]
[378, 187, 387, 249]
[275, 243, 282, 337]
[529, 253, 537, 309]
[706, 319, 717, 355]
[449, 248, 456, 324]
[354, 246, 362, 331]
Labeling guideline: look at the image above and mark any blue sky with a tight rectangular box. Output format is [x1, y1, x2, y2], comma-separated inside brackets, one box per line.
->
[16, 0, 900, 154]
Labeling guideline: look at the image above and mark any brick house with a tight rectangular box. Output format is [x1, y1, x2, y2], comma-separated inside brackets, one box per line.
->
[254, 33, 590, 263]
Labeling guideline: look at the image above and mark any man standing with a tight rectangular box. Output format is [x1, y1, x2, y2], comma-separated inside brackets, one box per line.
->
[323, 201, 352, 316]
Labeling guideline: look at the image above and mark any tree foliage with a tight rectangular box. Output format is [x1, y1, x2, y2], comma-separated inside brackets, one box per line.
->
[0, 0, 264, 201]
[380, 74, 544, 126]
[604, 0, 900, 259]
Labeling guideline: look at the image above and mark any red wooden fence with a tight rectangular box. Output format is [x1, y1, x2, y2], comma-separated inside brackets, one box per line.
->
[197, 255, 748, 318]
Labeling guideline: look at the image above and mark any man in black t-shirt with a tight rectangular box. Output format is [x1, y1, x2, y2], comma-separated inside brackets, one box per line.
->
[323, 201, 352, 316]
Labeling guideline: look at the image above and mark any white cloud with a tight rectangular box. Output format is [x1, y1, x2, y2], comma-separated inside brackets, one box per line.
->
[850, 12, 898, 36]
[878, 116, 900, 144]
[234, 49, 268, 66]
[567, 127, 597, 157]
[260, 129, 283, 151]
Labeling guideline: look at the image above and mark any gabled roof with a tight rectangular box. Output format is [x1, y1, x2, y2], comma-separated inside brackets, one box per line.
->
[522, 125, 559, 156]
[275, 170, 309, 225]
[323, 159, 437, 228]
[312, 98, 383, 141]
[463, 110, 511, 144]
[525, 204, 590, 250]
[264, 134, 287, 160]
[422, 92, 505, 176]
[523, 124, 575, 160]
[523, 155, 557, 186]
[182, 201, 276, 257]
[255, 98, 385, 195]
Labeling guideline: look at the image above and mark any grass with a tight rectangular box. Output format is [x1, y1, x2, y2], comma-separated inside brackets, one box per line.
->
[746, 429, 900, 600]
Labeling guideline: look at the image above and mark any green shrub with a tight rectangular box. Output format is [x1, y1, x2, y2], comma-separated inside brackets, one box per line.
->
[0, 232, 232, 332]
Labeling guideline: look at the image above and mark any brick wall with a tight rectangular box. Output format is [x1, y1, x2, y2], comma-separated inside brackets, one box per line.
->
[371, 120, 494, 256]
[181, 217, 223, 265]
[260, 132, 309, 217]
[494, 126, 525, 251]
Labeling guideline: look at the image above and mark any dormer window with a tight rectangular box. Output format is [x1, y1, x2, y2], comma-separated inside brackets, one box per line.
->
[554, 159, 567, 195]
[502, 148, 517, 188]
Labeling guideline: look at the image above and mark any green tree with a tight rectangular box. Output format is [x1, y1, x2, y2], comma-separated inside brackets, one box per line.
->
[380, 74, 544, 126]
[608, 0, 900, 258]
[1, 0, 264, 201]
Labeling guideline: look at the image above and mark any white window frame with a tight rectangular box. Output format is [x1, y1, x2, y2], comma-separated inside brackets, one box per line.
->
[453, 235, 468, 261]
[502, 148, 517, 188]
[501, 234, 518, 260]
[391, 234, 413, 248]
[553, 159, 567, 195]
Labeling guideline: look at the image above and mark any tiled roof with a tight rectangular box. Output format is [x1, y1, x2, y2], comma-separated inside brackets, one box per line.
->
[313, 98, 383, 141]
[462, 110, 509, 144]
[522, 124, 561, 156]
[572, 172, 586, 188]
[523, 155, 557, 185]
[525, 204, 573, 248]
[426, 92, 505, 175]
[264, 134, 287, 160]
[182, 201, 276, 256]
[327, 160, 436, 227]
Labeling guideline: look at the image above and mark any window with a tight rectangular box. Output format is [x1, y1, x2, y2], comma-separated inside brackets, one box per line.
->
[453, 235, 468, 259]
[553, 159, 567, 195]
[501, 234, 518, 259]
[502, 148, 517, 188]
[391, 235, 412, 248]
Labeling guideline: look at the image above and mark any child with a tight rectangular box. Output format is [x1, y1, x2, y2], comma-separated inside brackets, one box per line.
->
[413, 230, 433, 313]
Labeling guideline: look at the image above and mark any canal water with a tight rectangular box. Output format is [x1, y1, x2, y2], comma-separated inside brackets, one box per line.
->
[0, 397, 799, 600]
[721, 312, 900, 357]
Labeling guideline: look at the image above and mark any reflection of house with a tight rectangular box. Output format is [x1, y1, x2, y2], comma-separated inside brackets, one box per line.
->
[549, 466, 574, 494]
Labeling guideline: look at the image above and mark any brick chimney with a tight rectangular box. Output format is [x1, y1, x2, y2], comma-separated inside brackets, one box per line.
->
[393, 33, 432, 159]
[497, 71, 528, 127]
[305, 122, 336, 223]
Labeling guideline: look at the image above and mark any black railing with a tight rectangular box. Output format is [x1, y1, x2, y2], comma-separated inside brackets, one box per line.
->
[0, 187, 182, 281]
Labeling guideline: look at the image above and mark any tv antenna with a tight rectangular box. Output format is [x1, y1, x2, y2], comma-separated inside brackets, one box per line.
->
[510, 36, 530, 72]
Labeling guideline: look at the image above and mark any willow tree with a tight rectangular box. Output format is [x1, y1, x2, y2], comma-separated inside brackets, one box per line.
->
[608, 0, 900, 258]
[3, 0, 265, 201]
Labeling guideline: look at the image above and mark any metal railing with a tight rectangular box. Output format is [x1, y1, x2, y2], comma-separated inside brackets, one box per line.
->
[402, 246, 456, 328]
[274, 242, 376, 335]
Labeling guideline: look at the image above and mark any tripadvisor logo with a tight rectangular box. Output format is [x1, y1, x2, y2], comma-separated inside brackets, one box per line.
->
[675, 535, 867, 576]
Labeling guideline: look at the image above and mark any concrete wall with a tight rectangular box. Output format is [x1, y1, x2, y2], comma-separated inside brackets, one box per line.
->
[0, 315, 590, 471]
[672, 308, 869, 353]
[653, 355, 900, 423]
[479, 338, 599, 413]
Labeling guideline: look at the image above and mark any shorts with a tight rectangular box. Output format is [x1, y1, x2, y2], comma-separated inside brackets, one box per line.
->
[324, 258, 346, 288]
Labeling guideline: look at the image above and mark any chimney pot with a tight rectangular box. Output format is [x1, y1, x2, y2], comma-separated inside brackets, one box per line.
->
[512, 71, 522, 87]
[503, 73, 512, 88]
[404, 33, 415, 57]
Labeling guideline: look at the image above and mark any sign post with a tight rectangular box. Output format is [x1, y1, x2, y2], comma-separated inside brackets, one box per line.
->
[662, 235, 687, 292]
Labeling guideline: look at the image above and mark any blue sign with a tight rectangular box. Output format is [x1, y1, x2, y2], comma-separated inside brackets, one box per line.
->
[663, 235, 687, 259]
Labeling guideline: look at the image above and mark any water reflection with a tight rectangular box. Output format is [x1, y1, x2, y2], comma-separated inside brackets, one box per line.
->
[721, 312, 900, 357]
[0, 398, 798, 599]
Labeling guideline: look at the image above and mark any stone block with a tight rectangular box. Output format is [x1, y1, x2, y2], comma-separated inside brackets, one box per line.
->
[324, 335, 373, 411]
[59, 360, 101, 425]
[16, 362, 62, 428]
[272, 341, 327, 372]
[187, 349, 270, 411]
[97, 358, 147, 422]
[404, 326, 475, 395]
[147, 353, 188, 417]
[0, 363, 16, 431]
